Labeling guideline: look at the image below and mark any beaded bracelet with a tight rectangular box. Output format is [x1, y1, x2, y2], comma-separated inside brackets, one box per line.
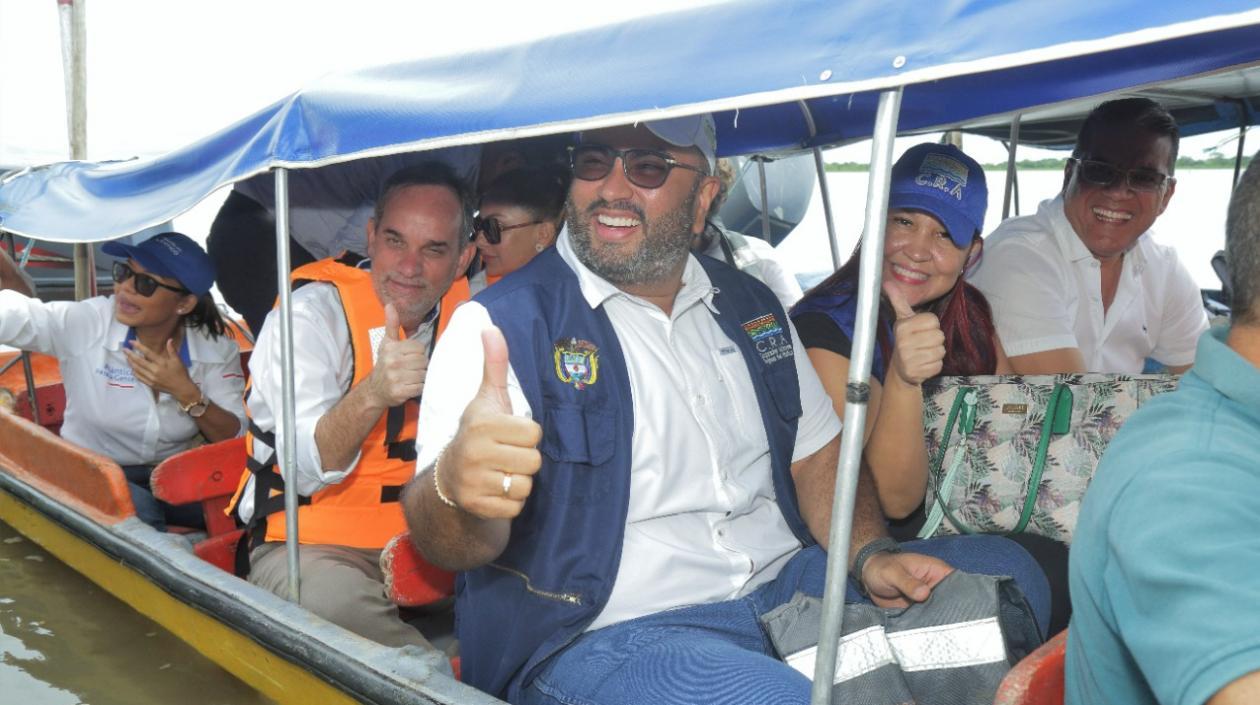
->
[432, 445, 458, 509]
[849, 536, 902, 593]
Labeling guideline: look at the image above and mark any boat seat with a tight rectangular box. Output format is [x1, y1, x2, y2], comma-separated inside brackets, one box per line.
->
[151, 437, 248, 572]
[151, 437, 247, 537]
[0, 351, 67, 434]
[381, 531, 456, 608]
[994, 629, 1067, 705]
[0, 406, 134, 523]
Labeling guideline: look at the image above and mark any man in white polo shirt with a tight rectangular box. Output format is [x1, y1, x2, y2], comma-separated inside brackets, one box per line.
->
[971, 98, 1208, 374]
[403, 116, 1050, 705]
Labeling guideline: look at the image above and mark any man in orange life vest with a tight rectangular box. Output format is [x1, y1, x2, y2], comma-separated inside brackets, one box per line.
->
[230, 162, 475, 647]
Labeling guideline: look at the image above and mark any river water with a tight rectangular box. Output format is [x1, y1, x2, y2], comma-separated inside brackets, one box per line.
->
[0, 520, 272, 705]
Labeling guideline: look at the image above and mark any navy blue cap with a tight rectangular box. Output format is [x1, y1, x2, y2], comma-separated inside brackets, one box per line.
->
[888, 143, 988, 248]
[102, 232, 215, 296]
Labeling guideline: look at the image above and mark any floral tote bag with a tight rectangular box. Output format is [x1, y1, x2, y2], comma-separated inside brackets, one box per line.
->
[917, 373, 1179, 544]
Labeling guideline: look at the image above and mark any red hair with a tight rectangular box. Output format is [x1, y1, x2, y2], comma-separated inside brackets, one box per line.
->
[932, 277, 998, 375]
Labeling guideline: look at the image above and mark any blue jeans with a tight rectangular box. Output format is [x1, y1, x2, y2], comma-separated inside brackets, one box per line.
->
[520, 535, 1049, 705]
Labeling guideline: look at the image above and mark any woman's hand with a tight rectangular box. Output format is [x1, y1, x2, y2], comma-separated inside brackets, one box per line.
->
[884, 283, 946, 386]
[124, 338, 199, 405]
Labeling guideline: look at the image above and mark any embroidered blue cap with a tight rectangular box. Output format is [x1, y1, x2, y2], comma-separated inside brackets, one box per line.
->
[888, 143, 988, 248]
[644, 114, 717, 172]
[102, 231, 216, 296]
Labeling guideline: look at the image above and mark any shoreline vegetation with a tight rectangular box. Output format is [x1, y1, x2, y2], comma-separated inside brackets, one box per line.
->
[824, 155, 1252, 172]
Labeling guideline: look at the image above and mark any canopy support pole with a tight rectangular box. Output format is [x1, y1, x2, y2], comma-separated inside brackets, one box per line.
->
[57, 0, 94, 301]
[1003, 114, 1022, 220]
[1233, 108, 1248, 188]
[798, 100, 843, 270]
[273, 167, 301, 603]
[756, 158, 772, 241]
[3, 233, 41, 426]
[810, 87, 903, 705]
[20, 352, 40, 427]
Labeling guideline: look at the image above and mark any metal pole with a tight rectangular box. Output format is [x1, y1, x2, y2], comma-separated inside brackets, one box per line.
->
[809, 87, 903, 705]
[4, 233, 41, 426]
[274, 168, 301, 603]
[797, 100, 844, 271]
[1233, 123, 1248, 188]
[1003, 114, 1022, 221]
[57, 0, 94, 300]
[20, 353, 40, 427]
[813, 148, 843, 271]
[756, 158, 772, 241]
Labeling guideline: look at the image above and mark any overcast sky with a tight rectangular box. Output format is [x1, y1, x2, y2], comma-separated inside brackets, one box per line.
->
[0, 0, 722, 164]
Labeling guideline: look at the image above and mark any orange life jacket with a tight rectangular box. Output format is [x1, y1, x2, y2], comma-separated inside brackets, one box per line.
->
[229, 257, 470, 553]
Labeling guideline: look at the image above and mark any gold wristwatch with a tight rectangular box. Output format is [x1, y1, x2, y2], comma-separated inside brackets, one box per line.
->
[180, 393, 210, 418]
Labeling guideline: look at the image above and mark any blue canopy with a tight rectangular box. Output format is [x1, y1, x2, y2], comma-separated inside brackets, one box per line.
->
[3, 0, 1259, 241]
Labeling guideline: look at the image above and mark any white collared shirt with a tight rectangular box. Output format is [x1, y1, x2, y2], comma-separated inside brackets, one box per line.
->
[0, 292, 246, 466]
[970, 196, 1208, 373]
[415, 230, 840, 631]
[236, 278, 438, 523]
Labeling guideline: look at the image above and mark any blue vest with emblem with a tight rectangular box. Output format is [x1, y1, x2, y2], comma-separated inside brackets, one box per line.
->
[459, 247, 813, 701]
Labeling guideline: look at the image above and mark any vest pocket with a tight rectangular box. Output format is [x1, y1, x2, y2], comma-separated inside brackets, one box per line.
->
[761, 365, 802, 421]
[539, 402, 615, 504]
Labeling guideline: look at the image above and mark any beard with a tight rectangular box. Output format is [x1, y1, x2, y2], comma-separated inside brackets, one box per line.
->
[565, 179, 700, 286]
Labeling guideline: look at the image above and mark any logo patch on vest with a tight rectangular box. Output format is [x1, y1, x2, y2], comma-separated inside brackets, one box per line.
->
[553, 338, 600, 390]
[743, 314, 793, 364]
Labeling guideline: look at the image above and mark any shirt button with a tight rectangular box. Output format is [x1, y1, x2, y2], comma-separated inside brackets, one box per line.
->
[695, 394, 706, 406]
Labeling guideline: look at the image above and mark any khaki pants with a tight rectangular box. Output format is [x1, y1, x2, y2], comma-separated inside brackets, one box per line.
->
[249, 542, 434, 650]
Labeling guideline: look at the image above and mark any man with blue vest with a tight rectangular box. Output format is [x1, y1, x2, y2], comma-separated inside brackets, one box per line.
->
[404, 116, 1050, 704]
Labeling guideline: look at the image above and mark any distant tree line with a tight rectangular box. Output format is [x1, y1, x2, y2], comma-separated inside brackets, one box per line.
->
[824, 153, 1252, 172]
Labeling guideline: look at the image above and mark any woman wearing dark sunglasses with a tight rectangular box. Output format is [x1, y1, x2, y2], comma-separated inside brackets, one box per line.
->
[0, 232, 246, 531]
[472, 166, 569, 289]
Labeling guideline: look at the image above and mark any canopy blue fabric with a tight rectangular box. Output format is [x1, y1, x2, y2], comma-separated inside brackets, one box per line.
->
[3, 0, 1259, 241]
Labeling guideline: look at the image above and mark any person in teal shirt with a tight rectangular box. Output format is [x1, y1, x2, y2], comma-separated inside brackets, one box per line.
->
[1066, 151, 1260, 705]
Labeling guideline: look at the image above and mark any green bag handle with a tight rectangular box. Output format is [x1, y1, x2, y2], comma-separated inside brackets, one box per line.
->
[918, 387, 977, 539]
[924, 382, 1073, 537]
[1011, 383, 1073, 534]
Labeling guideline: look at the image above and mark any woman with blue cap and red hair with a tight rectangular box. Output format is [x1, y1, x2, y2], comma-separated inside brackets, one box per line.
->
[0, 232, 246, 530]
[792, 144, 1071, 635]
[792, 143, 1004, 523]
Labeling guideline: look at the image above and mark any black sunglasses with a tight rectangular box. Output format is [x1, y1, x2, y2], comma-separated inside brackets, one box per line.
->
[1069, 158, 1173, 193]
[112, 261, 189, 297]
[568, 144, 704, 189]
[472, 216, 545, 245]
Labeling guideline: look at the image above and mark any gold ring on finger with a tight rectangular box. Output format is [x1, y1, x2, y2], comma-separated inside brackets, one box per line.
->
[502, 472, 513, 497]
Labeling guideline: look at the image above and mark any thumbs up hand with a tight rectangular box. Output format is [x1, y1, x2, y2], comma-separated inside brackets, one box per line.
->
[883, 282, 946, 386]
[438, 326, 543, 519]
[368, 302, 429, 407]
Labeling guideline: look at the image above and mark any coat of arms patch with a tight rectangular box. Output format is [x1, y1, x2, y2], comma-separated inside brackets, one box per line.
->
[553, 338, 600, 390]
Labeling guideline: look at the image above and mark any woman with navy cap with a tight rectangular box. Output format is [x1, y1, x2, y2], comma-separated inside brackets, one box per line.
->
[792, 145, 1070, 636]
[0, 232, 246, 530]
[794, 144, 1005, 523]
[793, 144, 1003, 522]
